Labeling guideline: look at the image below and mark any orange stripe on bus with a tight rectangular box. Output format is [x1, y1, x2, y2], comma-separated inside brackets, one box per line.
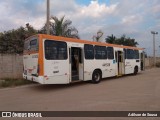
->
[39, 34, 144, 50]
[38, 35, 44, 76]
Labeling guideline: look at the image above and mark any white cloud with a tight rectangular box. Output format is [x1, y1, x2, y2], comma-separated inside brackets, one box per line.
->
[152, 4, 160, 13]
[122, 15, 143, 25]
[0, 0, 46, 31]
[0, 0, 160, 55]
[152, 4, 160, 20]
[79, 1, 118, 17]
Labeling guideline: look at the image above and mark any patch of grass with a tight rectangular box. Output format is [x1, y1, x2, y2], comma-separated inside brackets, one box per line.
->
[0, 78, 34, 88]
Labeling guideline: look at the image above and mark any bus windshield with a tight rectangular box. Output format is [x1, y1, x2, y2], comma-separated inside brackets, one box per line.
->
[24, 38, 38, 53]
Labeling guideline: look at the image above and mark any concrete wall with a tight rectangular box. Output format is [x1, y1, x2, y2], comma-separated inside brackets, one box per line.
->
[0, 54, 23, 79]
[145, 57, 160, 68]
[0, 54, 160, 79]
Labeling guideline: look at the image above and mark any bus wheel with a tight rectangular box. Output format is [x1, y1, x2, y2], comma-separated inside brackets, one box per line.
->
[134, 66, 138, 75]
[92, 70, 101, 84]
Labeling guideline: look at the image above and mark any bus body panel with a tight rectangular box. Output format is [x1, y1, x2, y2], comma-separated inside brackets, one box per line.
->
[83, 59, 95, 81]
[101, 59, 116, 78]
[23, 75, 44, 84]
[23, 36, 39, 81]
[125, 59, 140, 74]
[23, 53, 39, 76]
[43, 59, 70, 84]
[84, 56, 116, 80]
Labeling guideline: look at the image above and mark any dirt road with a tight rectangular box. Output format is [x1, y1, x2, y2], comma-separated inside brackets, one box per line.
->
[0, 68, 160, 119]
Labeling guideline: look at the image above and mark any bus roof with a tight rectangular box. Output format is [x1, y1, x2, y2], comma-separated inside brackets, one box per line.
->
[28, 34, 144, 50]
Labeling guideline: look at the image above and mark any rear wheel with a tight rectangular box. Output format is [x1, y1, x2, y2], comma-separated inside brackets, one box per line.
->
[92, 70, 101, 84]
[134, 66, 138, 75]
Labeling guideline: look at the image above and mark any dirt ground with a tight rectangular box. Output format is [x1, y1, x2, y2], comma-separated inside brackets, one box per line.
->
[0, 68, 160, 120]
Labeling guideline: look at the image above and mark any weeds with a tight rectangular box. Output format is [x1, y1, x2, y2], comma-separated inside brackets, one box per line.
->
[0, 78, 34, 88]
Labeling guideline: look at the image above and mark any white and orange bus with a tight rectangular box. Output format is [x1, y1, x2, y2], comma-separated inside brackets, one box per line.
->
[23, 34, 145, 84]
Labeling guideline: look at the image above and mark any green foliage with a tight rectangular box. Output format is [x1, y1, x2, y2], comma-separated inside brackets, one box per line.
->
[105, 34, 116, 44]
[0, 25, 37, 54]
[40, 16, 80, 39]
[0, 16, 79, 54]
[105, 34, 138, 47]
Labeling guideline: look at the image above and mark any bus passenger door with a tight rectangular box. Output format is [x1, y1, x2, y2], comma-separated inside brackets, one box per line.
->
[140, 52, 145, 70]
[70, 47, 84, 81]
[78, 48, 84, 80]
[117, 51, 125, 76]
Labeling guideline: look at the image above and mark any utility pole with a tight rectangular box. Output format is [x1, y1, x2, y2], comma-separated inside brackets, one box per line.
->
[159, 46, 160, 57]
[151, 31, 158, 67]
[46, 0, 50, 35]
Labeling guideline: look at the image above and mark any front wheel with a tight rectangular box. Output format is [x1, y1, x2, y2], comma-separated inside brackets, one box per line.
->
[92, 70, 101, 84]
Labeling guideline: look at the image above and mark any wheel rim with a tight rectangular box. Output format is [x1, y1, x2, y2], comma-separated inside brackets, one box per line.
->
[94, 73, 100, 81]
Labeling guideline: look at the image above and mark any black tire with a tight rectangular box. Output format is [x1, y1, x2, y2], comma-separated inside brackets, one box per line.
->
[134, 66, 138, 75]
[92, 70, 101, 84]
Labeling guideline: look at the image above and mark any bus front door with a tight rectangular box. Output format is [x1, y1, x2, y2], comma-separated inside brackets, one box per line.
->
[71, 47, 84, 81]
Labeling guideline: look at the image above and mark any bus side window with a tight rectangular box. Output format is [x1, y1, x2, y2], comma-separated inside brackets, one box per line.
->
[134, 50, 139, 59]
[126, 49, 134, 59]
[84, 44, 94, 59]
[95, 46, 107, 59]
[124, 49, 127, 59]
[30, 39, 38, 51]
[58, 48, 66, 59]
[107, 47, 114, 59]
[45, 40, 67, 60]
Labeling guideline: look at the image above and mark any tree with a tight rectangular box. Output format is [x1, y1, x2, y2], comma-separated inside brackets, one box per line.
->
[105, 34, 138, 47]
[0, 16, 80, 54]
[93, 30, 104, 42]
[105, 34, 116, 44]
[40, 16, 80, 39]
[0, 24, 37, 54]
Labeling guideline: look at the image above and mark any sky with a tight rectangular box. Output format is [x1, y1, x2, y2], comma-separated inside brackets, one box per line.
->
[0, 0, 160, 56]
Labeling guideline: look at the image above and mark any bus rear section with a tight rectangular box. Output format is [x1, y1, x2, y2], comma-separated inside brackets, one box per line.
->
[23, 36, 42, 83]
[23, 35, 70, 84]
